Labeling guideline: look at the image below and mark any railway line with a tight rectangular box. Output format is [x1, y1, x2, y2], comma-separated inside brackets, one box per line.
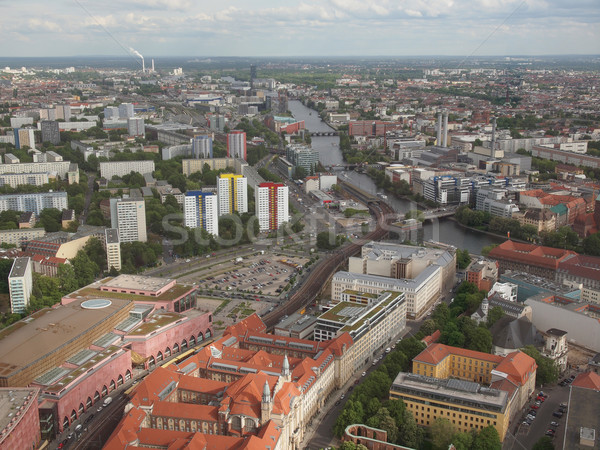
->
[262, 195, 395, 329]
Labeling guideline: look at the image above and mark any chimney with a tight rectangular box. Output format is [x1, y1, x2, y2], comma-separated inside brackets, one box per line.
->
[436, 112, 442, 146]
[491, 117, 497, 151]
[442, 111, 449, 148]
[151, 59, 154, 72]
[142, 58, 145, 73]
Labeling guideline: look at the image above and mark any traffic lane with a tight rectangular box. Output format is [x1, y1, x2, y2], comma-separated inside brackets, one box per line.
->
[518, 385, 569, 449]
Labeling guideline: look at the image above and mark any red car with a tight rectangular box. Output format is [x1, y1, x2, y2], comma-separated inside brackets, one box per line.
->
[536, 396, 545, 402]
[531, 404, 540, 410]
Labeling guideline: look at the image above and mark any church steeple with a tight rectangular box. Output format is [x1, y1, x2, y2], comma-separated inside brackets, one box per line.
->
[262, 381, 270, 403]
[261, 381, 271, 423]
[282, 354, 290, 377]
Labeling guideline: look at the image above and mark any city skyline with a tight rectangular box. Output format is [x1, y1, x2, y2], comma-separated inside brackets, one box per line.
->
[1, 0, 599, 57]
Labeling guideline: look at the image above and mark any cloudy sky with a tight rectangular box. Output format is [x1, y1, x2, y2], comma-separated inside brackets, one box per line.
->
[2, 0, 599, 57]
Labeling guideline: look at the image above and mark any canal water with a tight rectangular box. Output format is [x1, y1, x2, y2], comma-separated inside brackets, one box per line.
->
[288, 100, 504, 254]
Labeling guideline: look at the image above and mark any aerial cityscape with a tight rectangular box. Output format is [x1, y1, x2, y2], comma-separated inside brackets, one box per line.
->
[0, 2, 599, 450]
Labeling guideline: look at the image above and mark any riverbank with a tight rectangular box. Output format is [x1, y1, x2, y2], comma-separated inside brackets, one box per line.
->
[447, 216, 530, 245]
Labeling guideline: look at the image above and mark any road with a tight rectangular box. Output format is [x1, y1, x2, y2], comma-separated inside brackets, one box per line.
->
[79, 173, 96, 225]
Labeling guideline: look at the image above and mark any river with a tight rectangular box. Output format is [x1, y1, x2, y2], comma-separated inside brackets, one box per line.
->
[288, 100, 504, 254]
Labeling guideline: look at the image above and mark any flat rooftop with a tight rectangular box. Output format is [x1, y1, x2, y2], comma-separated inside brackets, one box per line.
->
[64, 278, 193, 303]
[8, 257, 30, 279]
[127, 312, 183, 336]
[102, 274, 174, 292]
[0, 387, 39, 439]
[275, 313, 318, 333]
[392, 372, 508, 413]
[0, 298, 131, 379]
[563, 385, 600, 450]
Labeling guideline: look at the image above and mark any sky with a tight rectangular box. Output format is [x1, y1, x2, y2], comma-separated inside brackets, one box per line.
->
[2, 0, 599, 57]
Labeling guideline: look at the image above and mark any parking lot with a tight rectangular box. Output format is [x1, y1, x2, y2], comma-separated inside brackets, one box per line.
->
[507, 376, 574, 449]
[189, 254, 309, 298]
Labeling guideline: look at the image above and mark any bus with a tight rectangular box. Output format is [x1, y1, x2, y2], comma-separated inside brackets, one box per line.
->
[160, 339, 214, 369]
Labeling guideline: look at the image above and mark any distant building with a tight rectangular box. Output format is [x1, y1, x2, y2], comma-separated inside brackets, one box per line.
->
[183, 191, 218, 236]
[255, 182, 289, 232]
[9, 257, 33, 313]
[285, 144, 319, 176]
[127, 117, 145, 137]
[104, 106, 119, 120]
[118, 103, 135, 119]
[13, 128, 36, 149]
[0, 191, 67, 216]
[466, 259, 499, 292]
[100, 160, 155, 180]
[61, 209, 75, 229]
[105, 228, 121, 272]
[192, 134, 213, 158]
[542, 328, 568, 372]
[514, 208, 557, 233]
[110, 198, 147, 242]
[40, 120, 60, 145]
[0, 228, 45, 248]
[227, 131, 247, 160]
[0, 172, 49, 188]
[488, 281, 518, 302]
[217, 174, 247, 216]
[18, 212, 36, 229]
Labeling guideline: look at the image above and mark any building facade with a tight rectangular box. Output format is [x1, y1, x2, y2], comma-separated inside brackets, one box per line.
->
[105, 228, 121, 271]
[255, 182, 289, 232]
[217, 174, 248, 216]
[110, 198, 147, 243]
[100, 160, 155, 180]
[127, 117, 145, 137]
[40, 120, 60, 145]
[0, 191, 67, 216]
[8, 257, 33, 314]
[183, 191, 219, 236]
[192, 135, 213, 159]
[227, 131, 247, 160]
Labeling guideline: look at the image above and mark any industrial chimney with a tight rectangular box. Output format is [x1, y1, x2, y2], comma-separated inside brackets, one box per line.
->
[437, 112, 442, 146]
[491, 117, 497, 152]
[442, 111, 449, 148]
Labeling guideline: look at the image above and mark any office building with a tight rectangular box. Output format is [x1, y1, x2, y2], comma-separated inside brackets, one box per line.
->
[0, 191, 67, 216]
[105, 228, 121, 272]
[100, 160, 155, 180]
[13, 128, 36, 150]
[103, 106, 119, 120]
[118, 103, 135, 119]
[183, 191, 219, 236]
[255, 182, 289, 232]
[127, 117, 145, 137]
[227, 131, 247, 159]
[191, 134, 213, 158]
[40, 120, 60, 145]
[110, 198, 147, 242]
[8, 257, 33, 314]
[285, 144, 319, 176]
[217, 174, 247, 216]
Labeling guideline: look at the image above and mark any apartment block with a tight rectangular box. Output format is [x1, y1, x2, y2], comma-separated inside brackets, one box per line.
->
[255, 182, 289, 232]
[192, 135, 213, 159]
[9, 257, 33, 313]
[227, 131, 247, 160]
[40, 120, 60, 145]
[217, 174, 247, 216]
[0, 172, 49, 188]
[183, 191, 219, 236]
[105, 228, 121, 271]
[127, 117, 145, 137]
[100, 160, 155, 180]
[0, 191, 67, 216]
[110, 198, 147, 242]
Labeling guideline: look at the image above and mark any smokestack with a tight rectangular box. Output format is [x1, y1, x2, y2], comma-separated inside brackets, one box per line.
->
[151, 59, 154, 72]
[142, 58, 145, 73]
[491, 117, 497, 151]
[442, 111, 448, 148]
[436, 112, 442, 146]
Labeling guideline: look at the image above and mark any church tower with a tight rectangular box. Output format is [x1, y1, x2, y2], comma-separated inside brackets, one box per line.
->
[261, 381, 271, 423]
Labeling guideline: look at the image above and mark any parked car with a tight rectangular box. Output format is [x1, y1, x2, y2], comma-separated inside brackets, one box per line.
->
[550, 421, 560, 428]
[553, 411, 564, 418]
[545, 429, 556, 437]
[361, 372, 366, 377]
[526, 414, 536, 421]
[531, 404, 540, 409]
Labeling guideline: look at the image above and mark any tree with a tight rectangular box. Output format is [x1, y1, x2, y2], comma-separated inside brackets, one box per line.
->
[582, 232, 600, 256]
[420, 319, 437, 336]
[70, 250, 99, 287]
[451, 431, 474, 450]
[532, 436, 555, 450]
[367, 407, 398, 443]
[521, 345, 559, 386]
[486, 306, 504, 328]
[83, 237, 107, 272]
[397, 408, 420, 447]
[333, 400, 364, 437]
[57, 264, 78, 293]
[431, 418, 456, 450]
[465, 326, 493, 353]
[456, 249, 471, 270]
[38, 208, 63, 232]
[471, 426, 501, 450]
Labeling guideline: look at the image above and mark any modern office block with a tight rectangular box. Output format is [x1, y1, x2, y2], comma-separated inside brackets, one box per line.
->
[217, 174, 247, 216]
[110, 198, 147, 242]
[127, 117, 145, 137]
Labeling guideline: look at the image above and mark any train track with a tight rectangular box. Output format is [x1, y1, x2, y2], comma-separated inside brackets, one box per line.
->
[262, 199, 394, 329]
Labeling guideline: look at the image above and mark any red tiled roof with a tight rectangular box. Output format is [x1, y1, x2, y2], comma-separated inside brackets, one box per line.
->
[177, 375, 227, 395]
[494, 351, 537, 386]
[272, 382, 301, 415]
[572, 371, 600, 390]
[557, 253, 600, 281]
[153, 402, 219, 422]
[489, 240, 576, 270]
[225, 314, 266, 336]
[422, 330, 441, 346]
[414, 343, 504, 366]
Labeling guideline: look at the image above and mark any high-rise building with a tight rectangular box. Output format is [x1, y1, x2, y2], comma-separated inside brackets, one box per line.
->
[285, 144, 319, 176]
[192, 135, 213, 158]
[127, 117, 145, 137]
[9, 257, 33, 314]
[0, 191, 67, 216]
[103, 106, 119, 120]
[255, 182, 289, 232]
[217, 174, 247, 216]
[40, 120, 60, 145]
[227, 131, 247, 160]
[105, 228, 121, 271]
[110, 198, 147, 242]
[13, 128, 36, 150]
[54, 104, 71, 122]
[118, 103, 135, 119]
[184, 191, 218, 236]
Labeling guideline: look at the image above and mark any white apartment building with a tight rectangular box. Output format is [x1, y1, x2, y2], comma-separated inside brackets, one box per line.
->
[217, 174, 247, 216]
[227, 131, 247, 159]
[110, 198, 147, 242]
[104, 106, 119, 120]
[0, 191, 67, 216]
[0, 228, 45, 247]
[192, 135, 213, 159]
[9, 257, 33, 314]
[100, 160, 155, 180]
[105, 228, 121, 271]
[119, 103, 135, 119]
[0, 160, 77, 179]
[183, 191, 219, 236]
[255, 183, 289, 232]
[0, 172, 49, 188]
[489, 282, 518, 302]
[127, 117, 145, 137]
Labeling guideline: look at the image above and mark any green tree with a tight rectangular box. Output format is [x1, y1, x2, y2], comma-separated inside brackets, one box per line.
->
[71, 250, 100, 286]
[450, 431, 473, 450]
[0, 258, 14, 293]
[471, 425, 501, 450]
[532, 436, 555, 450]
[333, 399, 365, 437]
[486, 306, 504, 328]
[420, 319, 437, 336]
[57, 264, 78, 293]
[582, 232, 600, 256]
[465, 326, 493, 353]
[38, 208, 63, 232]
[83, 237, 107, 272]
[521, 345, 559, 386]
[431, 418, 456, 450]
[366, 407, 398, 443]
[456, 249, 471, 270]
[397, 408, 420, 447]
